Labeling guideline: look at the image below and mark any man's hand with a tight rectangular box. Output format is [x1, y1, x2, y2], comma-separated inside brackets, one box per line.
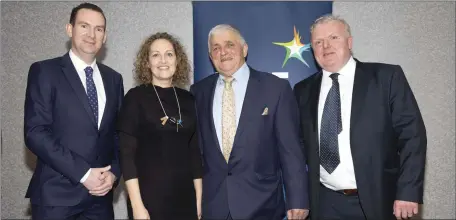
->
[394, 200, 419, 219]
[82, 165, 111, 190]
[89, 169, 116, 196]
[287, 209, 309, 220]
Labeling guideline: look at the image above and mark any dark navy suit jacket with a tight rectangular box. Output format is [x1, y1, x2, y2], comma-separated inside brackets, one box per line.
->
[190, 67, 309, 220]
[24, 53, 124, 206]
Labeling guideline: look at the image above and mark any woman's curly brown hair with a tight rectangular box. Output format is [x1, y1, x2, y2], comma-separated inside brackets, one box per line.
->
[134, 32, 192, 88]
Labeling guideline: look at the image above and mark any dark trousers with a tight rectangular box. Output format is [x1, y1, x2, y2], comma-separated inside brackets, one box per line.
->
[318, 184, 367, 220]
[31, 197, 113, 220]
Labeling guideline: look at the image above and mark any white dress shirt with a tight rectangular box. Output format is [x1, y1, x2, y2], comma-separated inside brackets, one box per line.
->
[69, 50, 106, 183]
[213, 63, 250, 151]
[318, 56, 357, 190]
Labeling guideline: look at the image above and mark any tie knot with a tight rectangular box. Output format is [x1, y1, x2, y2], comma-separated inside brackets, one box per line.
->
[329, 73, 339, 81]
[223, 77, 234, 88]
[84, 66, 94, 78]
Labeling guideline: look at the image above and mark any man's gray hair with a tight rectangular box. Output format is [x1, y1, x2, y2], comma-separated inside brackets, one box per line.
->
[207, 24, 246, 50]
[310, 14, 352, 37]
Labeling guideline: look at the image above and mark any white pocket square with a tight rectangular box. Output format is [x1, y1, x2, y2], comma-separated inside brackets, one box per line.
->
[261, 107, 269, 116]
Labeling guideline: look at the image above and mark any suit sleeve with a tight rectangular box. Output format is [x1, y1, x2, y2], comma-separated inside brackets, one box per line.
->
[24, 62, 91, 184]
[275, 80, 310, 210]
[389, 65, 427, 203]
[111, 75, 124, 186]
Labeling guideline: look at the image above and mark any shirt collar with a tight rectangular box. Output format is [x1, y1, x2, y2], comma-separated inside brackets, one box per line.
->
[322, 56, 356, 78]
[69, 49, 97, 73]
[217, 62, 250, 84]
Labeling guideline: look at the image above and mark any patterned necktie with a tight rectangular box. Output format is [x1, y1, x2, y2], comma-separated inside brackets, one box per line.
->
[320, 73, 342, 174]
[222, 77, 236, 163]
[85, 66, 98, 125]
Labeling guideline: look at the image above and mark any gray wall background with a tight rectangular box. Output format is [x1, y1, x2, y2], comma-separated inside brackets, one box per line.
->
[1, 1, 454, 219]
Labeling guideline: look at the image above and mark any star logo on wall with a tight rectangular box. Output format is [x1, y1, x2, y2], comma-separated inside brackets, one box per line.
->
[273, 26, 312, 67]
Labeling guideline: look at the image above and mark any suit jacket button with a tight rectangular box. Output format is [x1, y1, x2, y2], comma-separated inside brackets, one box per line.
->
[228, 172, 232, 176]
[96, 156, 99, 160]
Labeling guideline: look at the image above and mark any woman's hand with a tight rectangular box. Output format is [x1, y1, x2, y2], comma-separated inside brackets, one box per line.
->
[132, 205, 150, 220]
[197, 199, 202, 219]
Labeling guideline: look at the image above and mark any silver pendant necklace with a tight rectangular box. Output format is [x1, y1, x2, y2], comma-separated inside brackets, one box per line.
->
[152, 84, 183, 132]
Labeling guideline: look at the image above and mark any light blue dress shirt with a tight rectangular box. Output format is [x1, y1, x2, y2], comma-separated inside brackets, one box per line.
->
[212, 63, 250, 151]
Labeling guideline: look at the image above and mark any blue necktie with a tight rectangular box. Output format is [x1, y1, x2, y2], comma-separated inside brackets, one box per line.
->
[320, 73, 342, 174]
[85, 66, 98, 125]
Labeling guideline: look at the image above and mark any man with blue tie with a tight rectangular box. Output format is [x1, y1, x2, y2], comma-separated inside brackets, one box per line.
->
[294, 15, 426, 220]
[190, 24, 309, 220]
[24, 3, 124, 219]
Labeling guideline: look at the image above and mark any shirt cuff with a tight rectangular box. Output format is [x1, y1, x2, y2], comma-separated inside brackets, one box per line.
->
[80, 168, 91, 183]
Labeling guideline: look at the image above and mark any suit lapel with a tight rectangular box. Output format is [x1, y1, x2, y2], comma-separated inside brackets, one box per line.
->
[60, 53, 98, 128]
[309, 72, 323, 133]
[350, 60, 370, 130]
[232, 68, 260, 146]
[308, 72, 323, 176]
[349, 60, 372, 185]
[98, 64, 112, 131]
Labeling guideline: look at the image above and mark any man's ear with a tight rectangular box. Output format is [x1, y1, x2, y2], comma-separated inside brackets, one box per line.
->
[348, 36, 353, 50]
[242, 43, 248, 58]
[103, 32, 107, 44]
[65, 23, 73, 38]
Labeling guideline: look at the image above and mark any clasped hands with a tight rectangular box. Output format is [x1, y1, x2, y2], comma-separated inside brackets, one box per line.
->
[82, 165, 116, 196]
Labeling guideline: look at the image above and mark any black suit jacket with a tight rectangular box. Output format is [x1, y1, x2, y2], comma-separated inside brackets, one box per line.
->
[24, 53, 124, 206]
[293, 59, 426, 220]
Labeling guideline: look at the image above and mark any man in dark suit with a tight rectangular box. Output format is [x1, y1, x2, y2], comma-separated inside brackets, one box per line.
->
[294, 15, 427, 220]
[190, 24, 309, 220]
[24, 3, 124, 219]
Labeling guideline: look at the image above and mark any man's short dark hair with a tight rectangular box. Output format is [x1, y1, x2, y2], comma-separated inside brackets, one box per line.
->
[69, 3, 106, 29]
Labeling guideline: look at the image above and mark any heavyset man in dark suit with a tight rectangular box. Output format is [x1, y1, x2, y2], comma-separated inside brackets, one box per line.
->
[24, 3, 124, 219]
[294, 15, 427, 220]
[191, 24, 310, 220]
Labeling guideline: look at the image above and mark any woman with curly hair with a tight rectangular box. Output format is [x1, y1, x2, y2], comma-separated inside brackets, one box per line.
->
[117, 32, 203, 220]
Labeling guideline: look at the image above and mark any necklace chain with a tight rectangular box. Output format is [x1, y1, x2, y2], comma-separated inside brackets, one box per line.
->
[152, 84, 182, 132]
